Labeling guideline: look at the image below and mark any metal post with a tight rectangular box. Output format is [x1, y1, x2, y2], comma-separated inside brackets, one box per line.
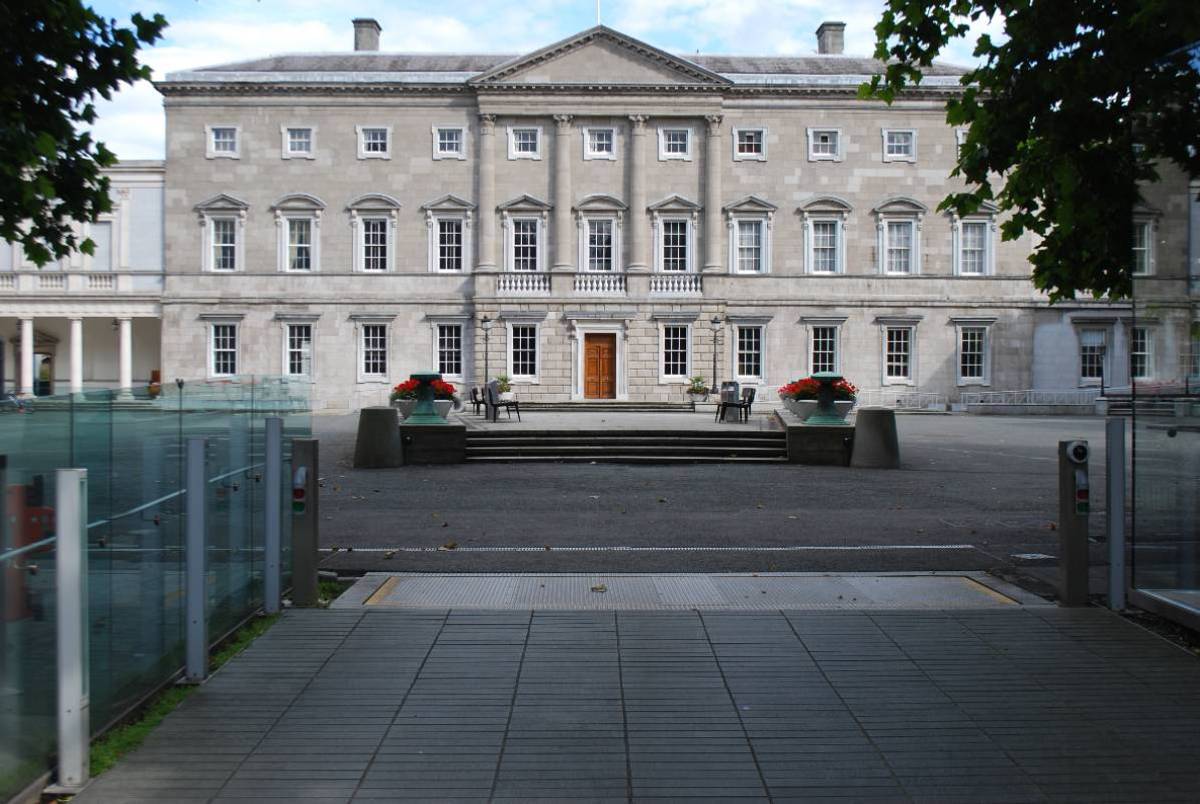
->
[185, 437, 207, 683]
[290, 438, 319, 607]
[55, 468, 89, 792]
[227, 422, 247, 611]
[139, 436, 164, 669]
[264, 417, 282, 614]
[1106, 418, 1127, 610]
[1058, 440, 1091, 606]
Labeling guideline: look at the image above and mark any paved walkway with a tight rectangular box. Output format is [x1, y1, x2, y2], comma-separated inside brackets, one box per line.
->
[77, 605, 1200, 803]
[455, 408, 785, 432]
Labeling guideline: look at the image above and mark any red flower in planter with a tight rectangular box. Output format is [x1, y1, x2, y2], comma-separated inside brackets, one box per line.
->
[389, 379, 420, 401]
[778, 376, 857, 401]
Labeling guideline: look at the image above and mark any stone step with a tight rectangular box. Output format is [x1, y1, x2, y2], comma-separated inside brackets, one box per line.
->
[464, 453, 788, 463]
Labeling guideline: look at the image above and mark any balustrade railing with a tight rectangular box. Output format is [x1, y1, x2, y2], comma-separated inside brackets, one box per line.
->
[959, 388, 1101, 406]
[573, 273, 626, 296]
[649, 274, 702, 296]
[498, 273, 551, 295]
[856, 388, 948, 410]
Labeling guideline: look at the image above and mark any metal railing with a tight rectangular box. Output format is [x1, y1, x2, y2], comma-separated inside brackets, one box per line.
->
[959, 388, 1102, 406]
[856, 389, 948, 410]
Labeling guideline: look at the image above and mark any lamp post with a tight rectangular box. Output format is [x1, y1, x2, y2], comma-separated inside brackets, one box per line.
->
[481, 316, 493, 386]
[709, 316, 721, 396]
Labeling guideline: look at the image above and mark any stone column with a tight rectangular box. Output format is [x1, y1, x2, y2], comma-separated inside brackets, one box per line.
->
[118, 317, 133, 390]
[704, 114, 724, 273]
[69, 318, 83, 393]
[477, 114, 497, 270]
[627, 115, 648, 272]
[553, 114, 574, 272]
[18, 318, 33, 397]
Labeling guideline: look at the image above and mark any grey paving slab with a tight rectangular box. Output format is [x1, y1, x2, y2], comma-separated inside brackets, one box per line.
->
[73, 606, 1200, 804]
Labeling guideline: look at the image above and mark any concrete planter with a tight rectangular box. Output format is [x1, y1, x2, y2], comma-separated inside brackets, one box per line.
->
[687, 391, 709, 404]
[391, 398, 417, 419]
[784, 398, 855, 421]
[434, 399, 453, 419]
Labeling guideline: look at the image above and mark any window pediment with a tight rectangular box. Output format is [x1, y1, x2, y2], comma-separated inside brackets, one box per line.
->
[498, 194, 552, 213]
[648, 194, 701, 213]
[574, 194, 627, 214]
[723, 195, 777, 216]
[872, 196, 929, 216]
[421, 194, 476, 213]
[194, 193, 249, 214]
[798, 195, 853, 217]
[346, 193, 401, 211]
[271, 193, 326, 213]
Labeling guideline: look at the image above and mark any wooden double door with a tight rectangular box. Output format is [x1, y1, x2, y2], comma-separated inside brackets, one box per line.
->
[584, 334, 617, 399]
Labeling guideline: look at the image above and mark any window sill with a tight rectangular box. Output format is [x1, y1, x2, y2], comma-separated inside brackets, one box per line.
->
[206, 153, 240, 160]
[883, 379, 915, 386]
[882, 156, 917, 164]
[584, 152, 617, 161]
[508, 153, 542, 161]
[357, 153, 391, 160]
[733, 154, 767, 162]
[282, 153, 315, 161]
[433, 152, 467, 161]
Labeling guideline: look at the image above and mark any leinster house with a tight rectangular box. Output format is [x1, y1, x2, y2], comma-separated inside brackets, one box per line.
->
[2, 20, 1197, 409]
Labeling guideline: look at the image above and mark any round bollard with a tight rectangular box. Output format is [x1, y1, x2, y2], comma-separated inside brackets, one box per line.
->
[353, 406, 403, 468]
[851, 408, 900, 469]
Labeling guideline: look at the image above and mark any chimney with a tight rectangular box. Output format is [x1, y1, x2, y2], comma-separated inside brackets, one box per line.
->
[816, 21, 845, 55]
[353, 18, 381, 52]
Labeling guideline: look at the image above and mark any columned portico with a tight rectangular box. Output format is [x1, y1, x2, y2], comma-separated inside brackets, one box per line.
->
[19, 318, 33, 397]
[69, 317, 83, 393]
[703, 114, 723, 273]
[553, 114, 574, 271]
[627, 115, 648, 272]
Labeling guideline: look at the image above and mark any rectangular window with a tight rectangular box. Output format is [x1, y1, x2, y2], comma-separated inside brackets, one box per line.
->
[438, 324, 463, 377]
[811, 326, 837, 374]
[886, 327, 912, 380]
[513, 128, 539, 154]
[436, 127, 463, 157]
[662, 325, 688, 379]
[587, 128, 614, 157]
[736, 326, 763, 379]
[662, 220, 688, 272]
[1080, 329, 1106, 380]
[811, 221, 838, 273]
[959, 327, 986, 381]
[960, 222, 986, 275]
[362, 218, 388, 272]
[212, 218, 237, 272]
[736, 220, 763, 273]
[886, 221, 913, 274]
[511, 324, 537, 377]
[660, 128, 691, 159]
[587, 219, 613, 272]
[286, 324, 312, 377]
[512, 219, 538, 272]
[438, 219, 463, 271]
[361, 324, 387, 377]
[361, 127, 389, 154]
[90, 221, 112, 271]
[810, 129, 839, 159]
[1130, 327, 1150, 379]
[211, 127, 237, 154]
[735, 129, 765, 159]
[1132, 222, 1151, 275]
[211, 324, 237, 376]
[286, 127, 312, 155]
[884, 130, 915, 160]
[287, 218, 312, 271]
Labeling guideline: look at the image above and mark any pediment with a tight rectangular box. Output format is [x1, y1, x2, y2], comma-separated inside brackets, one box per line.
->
[574, 193, 627, 213]
[498, 194, 552, 212]
[648, 194, 701, 212]
[799, 194, 853, 214]
[346, 193, 401, 210]
[421, 194, 475, 212]
[723, 195, 777, 215]
[470, 26, 730, 87]
[194, 193, 249, 212]
[872, 196, 928, 216]
[271, 192, 326, 211]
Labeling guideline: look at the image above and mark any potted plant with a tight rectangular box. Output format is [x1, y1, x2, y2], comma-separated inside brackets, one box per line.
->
[495, 373, 514, 401]
[778, 376, 858, 420]
[430, 378, 460, 418]
[389, 378, 420, 419]
[686, 375, 709, 403]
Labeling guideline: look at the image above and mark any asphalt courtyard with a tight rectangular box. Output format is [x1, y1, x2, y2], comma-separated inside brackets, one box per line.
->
[314, 412, 1112, 591]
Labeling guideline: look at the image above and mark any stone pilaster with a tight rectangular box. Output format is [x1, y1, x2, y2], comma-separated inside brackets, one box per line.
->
[477, 114, 497, 270]
[704, 114, 723, 273]
[553, 114, 574, 272]
[627, 115, 648, 272]
[69, 317, 83, 393]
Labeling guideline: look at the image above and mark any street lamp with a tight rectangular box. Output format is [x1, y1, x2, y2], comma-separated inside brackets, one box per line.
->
[709, 316, 721, 396]
[481, 315, 493, 385]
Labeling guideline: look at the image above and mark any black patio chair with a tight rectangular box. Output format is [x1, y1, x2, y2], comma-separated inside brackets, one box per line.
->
[716, 387, 756, 422]
[485, 380, 521, 422]
[469, 386, 485, 415]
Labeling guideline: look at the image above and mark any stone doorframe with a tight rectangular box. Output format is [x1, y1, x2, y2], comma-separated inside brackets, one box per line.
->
[566, 312, 633, 401]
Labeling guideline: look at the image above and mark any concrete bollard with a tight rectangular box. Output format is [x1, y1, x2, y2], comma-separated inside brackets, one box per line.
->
[850, 408, 900, 469]
[353, 406, 403, 468]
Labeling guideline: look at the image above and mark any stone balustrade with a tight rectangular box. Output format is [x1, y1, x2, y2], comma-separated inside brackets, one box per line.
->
[573, 273, 626, 297]
[0, 272, 165, 295]
[648, 274, 702, 296]
[497, 273, 551, 296]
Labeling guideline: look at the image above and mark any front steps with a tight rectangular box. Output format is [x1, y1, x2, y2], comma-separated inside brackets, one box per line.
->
[465, 429, 788, 463]
[516, 401, 694, 413]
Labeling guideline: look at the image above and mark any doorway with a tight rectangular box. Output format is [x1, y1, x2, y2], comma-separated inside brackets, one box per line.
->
[584, 333, 616, 399]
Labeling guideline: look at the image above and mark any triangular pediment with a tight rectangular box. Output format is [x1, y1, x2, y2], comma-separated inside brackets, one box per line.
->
[723, 195, 778, 215]
[470, 26, 730, 87]
[648, 194, 701, 212]
[421, 194, 475, 213]
[194, 193, 249, 212]
[498, 194, 552, 212]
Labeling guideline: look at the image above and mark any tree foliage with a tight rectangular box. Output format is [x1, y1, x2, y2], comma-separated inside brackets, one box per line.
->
[863, 0, 1200, 301]
[0, 1, 165, 266]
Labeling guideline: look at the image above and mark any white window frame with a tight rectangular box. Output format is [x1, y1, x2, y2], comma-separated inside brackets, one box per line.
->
[879, 320, 919, 386]
[733, 324, 766, 384]
[507, 126, 543, 160]
[505, 215, 545, 273]
[954, 322, 992, 386]
[349, 202, 399, 273]
[578, 214, 622, 273]
[878, 218, 922, 275]
[804, 319, 844, 375]
[427, 212, 472, 273]
[429, 320, 468, 383]
[1132, 219, 1155, 276]
[1129, 325, 1153, 380]
[208, 322, 239, 378]
[1077, 327, 1109, 386]
[657, 126, 693, 161]
[356, 125, 392, 160]
[881, 128, 917, 163]
[806, 128, 842, 162]
[582, 127, 617, 161]
[280, 125, 315, 160]
[732, 127, 767, 162]
[955, 128, 968, 157]
[276, 212, 321, 273]
[727, 215, 772, 275]
[281, 321, 315, 378]
[202, 214, 244, 273]
[807, 218, 843, 275]
[507, 321, 540, 382]
[356, 320, 390, 383]
[659, 322, 691, 383]
[654, 215, 696, 273]
[432, 126, 467, 160]
[205, 125, 240, 159]
[952, 216, 996, 276]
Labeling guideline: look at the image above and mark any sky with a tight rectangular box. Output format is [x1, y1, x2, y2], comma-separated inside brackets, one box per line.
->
[89, 0, 999, 160]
